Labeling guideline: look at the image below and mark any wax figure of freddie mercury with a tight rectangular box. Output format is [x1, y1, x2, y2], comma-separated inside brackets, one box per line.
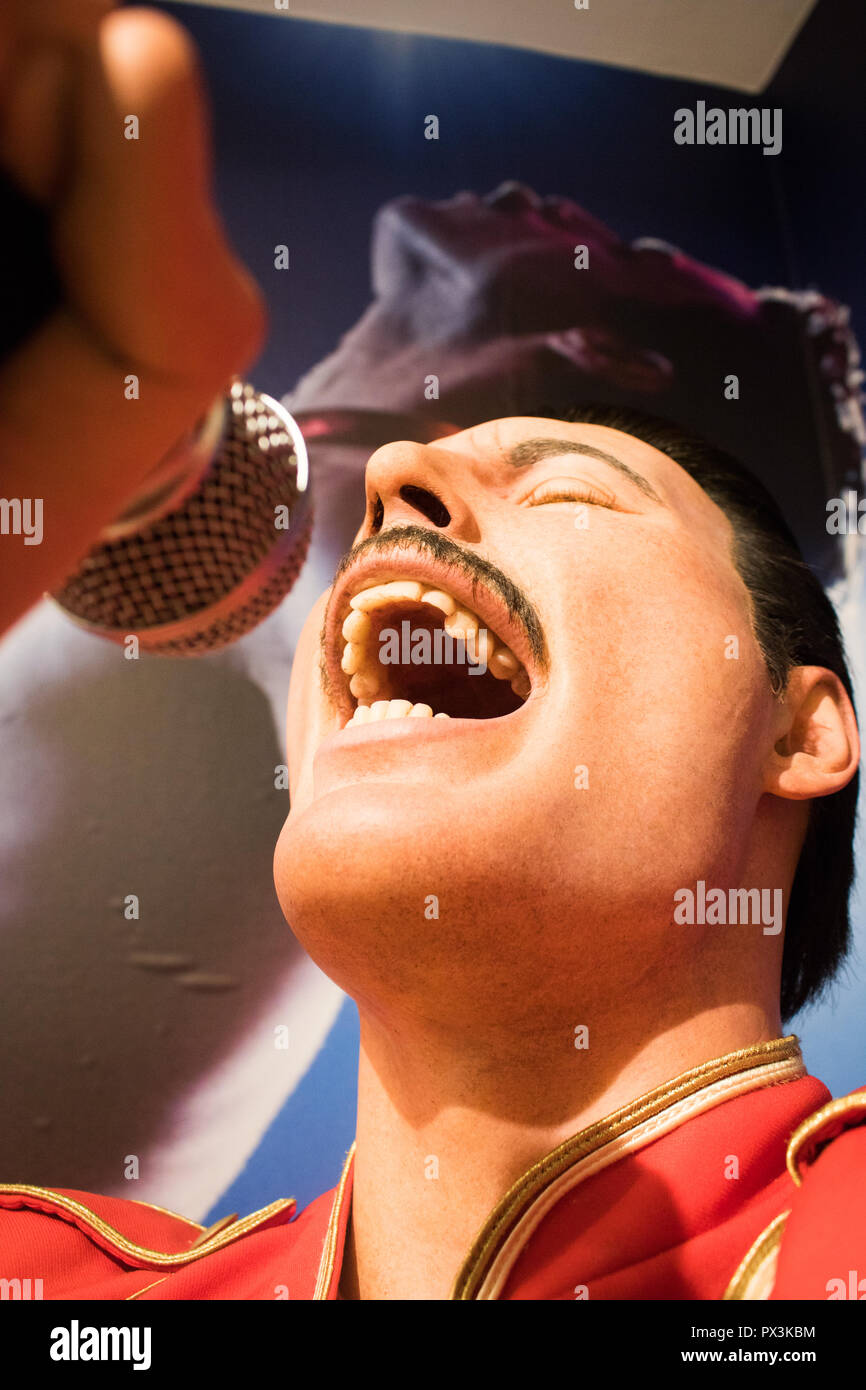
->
[2, 4, 866, 1304]
[2, 401, 866, 1301]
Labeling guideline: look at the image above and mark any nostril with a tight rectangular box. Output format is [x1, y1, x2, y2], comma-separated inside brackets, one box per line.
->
[400, 485, 451, 528]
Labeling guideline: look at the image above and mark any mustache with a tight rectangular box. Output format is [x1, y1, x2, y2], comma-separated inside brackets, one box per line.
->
[320, 524, 548, 690]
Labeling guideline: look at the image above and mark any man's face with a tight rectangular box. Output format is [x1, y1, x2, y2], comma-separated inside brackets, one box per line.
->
[274, 417, 777, 1022]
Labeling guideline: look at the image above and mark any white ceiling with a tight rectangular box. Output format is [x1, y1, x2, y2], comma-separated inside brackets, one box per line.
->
[174, 0, 818, 92]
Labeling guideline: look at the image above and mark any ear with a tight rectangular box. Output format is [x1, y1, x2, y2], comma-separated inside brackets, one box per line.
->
[765, 667, 860, 801]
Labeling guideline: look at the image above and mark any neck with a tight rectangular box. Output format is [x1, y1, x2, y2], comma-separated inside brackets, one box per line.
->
[337, 991, 782, 1300]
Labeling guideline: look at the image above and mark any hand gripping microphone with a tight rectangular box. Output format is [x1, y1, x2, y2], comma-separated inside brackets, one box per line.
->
[2, 174, 455, 655]
[0, 170, 312, 655]
[50, 380, 312, 655]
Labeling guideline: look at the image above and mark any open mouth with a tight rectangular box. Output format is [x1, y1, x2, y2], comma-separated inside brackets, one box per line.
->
[329, 572, 534, 729]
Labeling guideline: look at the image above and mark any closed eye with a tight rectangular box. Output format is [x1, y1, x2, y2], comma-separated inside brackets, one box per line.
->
[523, 478, 618, 509]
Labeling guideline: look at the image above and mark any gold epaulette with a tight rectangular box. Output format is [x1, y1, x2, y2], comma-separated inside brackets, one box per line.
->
[723, 1089, 866, 1300]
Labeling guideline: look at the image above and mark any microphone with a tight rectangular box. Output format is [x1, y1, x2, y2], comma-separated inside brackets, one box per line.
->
[50, 381, 312, 655]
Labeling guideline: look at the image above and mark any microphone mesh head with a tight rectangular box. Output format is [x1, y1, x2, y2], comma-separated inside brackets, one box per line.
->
[52, 384, 312, 654]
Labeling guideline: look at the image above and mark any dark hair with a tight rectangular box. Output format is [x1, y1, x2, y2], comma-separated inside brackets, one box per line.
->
[558, 403, 859, 1021]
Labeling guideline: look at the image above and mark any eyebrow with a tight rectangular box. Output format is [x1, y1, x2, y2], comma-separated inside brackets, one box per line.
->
[504, 437, 664, 504]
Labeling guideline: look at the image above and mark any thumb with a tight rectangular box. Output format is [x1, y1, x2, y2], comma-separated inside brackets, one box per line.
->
[55, 6, 265, 382]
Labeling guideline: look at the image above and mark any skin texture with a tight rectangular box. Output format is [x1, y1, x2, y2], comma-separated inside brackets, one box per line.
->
[274, 415, 859, 1299]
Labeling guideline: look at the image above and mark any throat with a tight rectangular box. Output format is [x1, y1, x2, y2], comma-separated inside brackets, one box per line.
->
[341, 1004, 787, 1299]
[345, 1023, 608, 1301]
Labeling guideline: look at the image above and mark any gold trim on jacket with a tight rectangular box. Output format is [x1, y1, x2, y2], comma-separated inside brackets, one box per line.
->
[453, 1035, 803, 1299]
[723, 1210, 789, 1300]
[314, 1036, 804, 1300]
[724, 1085, 866, 1299]
[314, 1143, 356, 1299]
[786, 1090, 866, 1186]
[0, 1183, 296, 1268]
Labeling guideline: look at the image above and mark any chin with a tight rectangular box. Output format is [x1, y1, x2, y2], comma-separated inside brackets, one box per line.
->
[274, 784, 438, 944]
[274, 782, 567, 1006]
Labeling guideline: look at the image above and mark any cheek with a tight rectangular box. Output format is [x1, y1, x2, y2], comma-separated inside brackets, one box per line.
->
[538, 534, 769, 852]
[564, 532, 758, 723]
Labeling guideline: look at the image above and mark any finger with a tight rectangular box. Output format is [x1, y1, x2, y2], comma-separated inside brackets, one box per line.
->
[57, 6, 266, 380]
[0, 41, 71, 201]
[0, 0, 115, 92]
[0, 309, 239, 637]
[11, 0, 116, 44]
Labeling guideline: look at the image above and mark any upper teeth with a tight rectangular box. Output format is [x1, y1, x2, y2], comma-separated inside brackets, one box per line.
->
[338, 576, 528, 708]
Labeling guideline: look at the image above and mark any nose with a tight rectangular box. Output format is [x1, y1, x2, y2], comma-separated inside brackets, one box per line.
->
[363, 439, 481, 544]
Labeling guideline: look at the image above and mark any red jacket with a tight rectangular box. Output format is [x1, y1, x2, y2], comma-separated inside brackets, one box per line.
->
[0, 1035, 863, 1300]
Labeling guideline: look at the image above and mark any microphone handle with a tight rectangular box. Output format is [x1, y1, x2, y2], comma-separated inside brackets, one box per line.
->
[0, 169, 64, 363]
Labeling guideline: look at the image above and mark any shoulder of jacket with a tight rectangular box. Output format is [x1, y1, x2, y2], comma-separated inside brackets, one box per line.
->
[724, 1087, 866, 1300]
[784, 1086, 866, 1187]
[0, 1182, 297, 1270]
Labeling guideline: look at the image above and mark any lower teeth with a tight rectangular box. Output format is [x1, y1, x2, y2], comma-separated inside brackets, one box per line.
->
[346, 699, 451, 727]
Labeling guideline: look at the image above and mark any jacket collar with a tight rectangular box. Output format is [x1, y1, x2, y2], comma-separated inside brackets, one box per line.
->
[315, 1034, 806, 1299]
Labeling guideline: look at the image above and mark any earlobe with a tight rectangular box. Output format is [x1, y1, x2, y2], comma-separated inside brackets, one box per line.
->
[766, 667, 860, 801]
